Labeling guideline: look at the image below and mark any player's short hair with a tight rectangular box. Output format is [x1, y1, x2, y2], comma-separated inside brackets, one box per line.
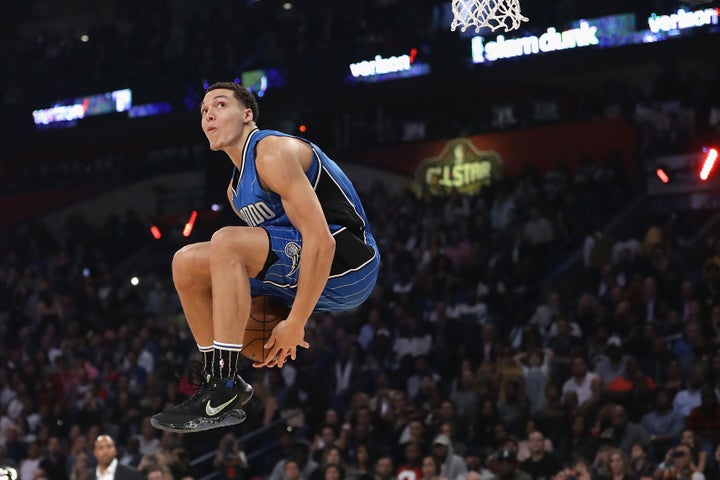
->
[206, 81, 260, 123]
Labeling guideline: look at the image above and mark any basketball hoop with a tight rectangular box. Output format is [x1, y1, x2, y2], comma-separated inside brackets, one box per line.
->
[451, 0, 528, 33]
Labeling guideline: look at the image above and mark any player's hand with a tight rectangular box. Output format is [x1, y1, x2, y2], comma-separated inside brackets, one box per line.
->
[253, 318, 309, 368]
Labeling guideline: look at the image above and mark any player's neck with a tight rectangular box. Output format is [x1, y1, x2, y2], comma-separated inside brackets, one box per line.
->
[223, 123, 257, 167]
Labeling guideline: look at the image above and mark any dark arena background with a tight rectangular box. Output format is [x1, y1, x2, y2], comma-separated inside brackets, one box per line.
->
[2, 0, 720, 479]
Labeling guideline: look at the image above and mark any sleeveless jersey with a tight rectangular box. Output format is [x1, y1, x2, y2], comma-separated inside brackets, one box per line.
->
[230, 128, 371, 239]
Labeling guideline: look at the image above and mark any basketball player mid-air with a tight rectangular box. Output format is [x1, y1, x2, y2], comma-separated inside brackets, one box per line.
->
[151, 82, 380, 433]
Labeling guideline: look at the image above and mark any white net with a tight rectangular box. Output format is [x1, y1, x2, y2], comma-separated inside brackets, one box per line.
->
[451, 0, 529, 33]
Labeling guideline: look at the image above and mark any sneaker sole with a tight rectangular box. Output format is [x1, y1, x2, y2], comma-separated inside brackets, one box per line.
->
[150, 408, 247, 433]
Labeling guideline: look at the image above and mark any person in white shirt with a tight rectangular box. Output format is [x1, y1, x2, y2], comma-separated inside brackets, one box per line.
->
[562, 354, 600, 405]
[19, 441, 42, 480]
[86, 435, 143, 480]
[673, 365, 706, 417]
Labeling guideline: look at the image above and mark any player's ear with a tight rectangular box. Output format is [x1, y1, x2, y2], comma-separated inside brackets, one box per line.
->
[244, 108, 254, 123]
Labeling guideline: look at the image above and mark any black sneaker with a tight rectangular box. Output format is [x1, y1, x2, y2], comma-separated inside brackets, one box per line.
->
[151, 374, 253, 433]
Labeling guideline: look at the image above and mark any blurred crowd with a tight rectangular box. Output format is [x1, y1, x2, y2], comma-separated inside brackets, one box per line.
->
[1, 136, 720, 480]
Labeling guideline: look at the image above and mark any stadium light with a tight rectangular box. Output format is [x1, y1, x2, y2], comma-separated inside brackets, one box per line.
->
[699, 147, 718, 181]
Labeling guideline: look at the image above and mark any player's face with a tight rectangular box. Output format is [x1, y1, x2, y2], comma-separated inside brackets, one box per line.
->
[200, 89, 251, 151]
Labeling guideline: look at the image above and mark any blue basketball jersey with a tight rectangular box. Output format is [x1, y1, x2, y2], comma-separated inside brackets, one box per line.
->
[230, 128, 372, 240]
[230, 128, 380, 312]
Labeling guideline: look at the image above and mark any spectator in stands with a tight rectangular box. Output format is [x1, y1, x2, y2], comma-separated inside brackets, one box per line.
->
[678, 430, 708, 476]
[604, 449, 634, 480]
[322, 464, 345, 480]
[549, 318, 581, 384]
[486, 437, 521, 475]
[602, 406, 649, 457]
[628, 442, 655, 480]
[593, 337, 628, 386]
[558, 415, 598, 467]
[492, 449, 530, 480]
[395, 441, 423, 480]
[213, 433, 248, 480]
[519, 432, 561, 480]
[374, 456, 397, 480]
[640, 389, 685, 461]
[87, 434, 144, 480]
[590, 442, 614, 480]
[345, 443, 374, 480]
[19, 441, 43, 480]
[312, 425, 341, 464]
[662, 360, 684, 399]
[684, 387, 720, 451]
[495, 378, 525, 438]
[142, 464, 170, 480]
[606, 357, 656, 421]
[673, 366, 706, 418]
[39, 435, 68, 480]
[516, 421, 554, 463]
[431, 435, 466, 480]
[397, 417, 428, 453]
[69, 453, 90, 480]
[168, 447, 193, 480]
[284, 459, 303, 480]
[268, 439, 319, 480]
[420, 456, 441, 480]
[490, 189, 515, 234]
[562, 354, 599, 406]
[117, 438, 142, 469]
[134, 418, 159, 456]
[654, 444, 705, 480]
[529, 293, 560, 342]
[430, 400, 465, 448]
[317, 446, 347, 478]
[513, 349, 552, 416]
[455, 448, 493, 480]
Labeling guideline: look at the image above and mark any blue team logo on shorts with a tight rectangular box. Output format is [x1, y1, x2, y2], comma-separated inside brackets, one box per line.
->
[284, 242, 301, 277]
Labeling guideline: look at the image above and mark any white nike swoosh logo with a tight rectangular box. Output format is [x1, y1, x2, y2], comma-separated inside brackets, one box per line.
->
[205, 394, 239, 416]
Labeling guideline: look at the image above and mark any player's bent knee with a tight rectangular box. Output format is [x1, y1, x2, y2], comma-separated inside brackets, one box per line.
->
[172, 243, 210, 290]
[209, 227, 250, 257]
[209, 226, 269, 275]
[209, 226, 235, 246]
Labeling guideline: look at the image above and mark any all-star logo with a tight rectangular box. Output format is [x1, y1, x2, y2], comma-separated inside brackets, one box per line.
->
[415, 138, 502, 195]
[284, 242, 301, 277]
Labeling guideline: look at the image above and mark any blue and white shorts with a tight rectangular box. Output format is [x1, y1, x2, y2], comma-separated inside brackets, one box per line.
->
[250, 225, 380, 312]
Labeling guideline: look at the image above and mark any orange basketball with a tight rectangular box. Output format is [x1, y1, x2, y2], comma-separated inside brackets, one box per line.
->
[241, 296, 290, 363]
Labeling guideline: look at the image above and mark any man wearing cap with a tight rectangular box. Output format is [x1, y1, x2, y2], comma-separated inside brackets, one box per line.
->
[431, 435, 466, 480]
[492, 450, 530, 480]
[593, 336, 629, 385]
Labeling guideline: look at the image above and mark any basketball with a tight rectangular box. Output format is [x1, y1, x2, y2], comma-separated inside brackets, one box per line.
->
[241, 296, 291, 363]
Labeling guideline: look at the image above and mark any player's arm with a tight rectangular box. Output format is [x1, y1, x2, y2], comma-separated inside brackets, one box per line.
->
[254, 135, 335, 366]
